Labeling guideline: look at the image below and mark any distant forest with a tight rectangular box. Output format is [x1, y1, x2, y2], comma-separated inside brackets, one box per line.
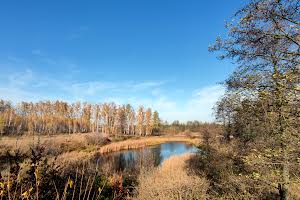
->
[0, 100, 217, 136]
[0, 100, 160, 136]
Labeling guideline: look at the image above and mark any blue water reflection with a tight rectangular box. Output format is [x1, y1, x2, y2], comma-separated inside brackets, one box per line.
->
[95, 142, 199, 172]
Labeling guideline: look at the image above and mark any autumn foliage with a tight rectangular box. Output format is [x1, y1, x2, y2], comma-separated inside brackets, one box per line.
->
[0, 100, 161, 137]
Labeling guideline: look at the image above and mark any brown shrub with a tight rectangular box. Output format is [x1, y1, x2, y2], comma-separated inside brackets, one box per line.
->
[85, 133, 108, 146]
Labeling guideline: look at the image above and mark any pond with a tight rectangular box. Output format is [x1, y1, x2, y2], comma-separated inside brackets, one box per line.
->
[94, 142, 199, 173]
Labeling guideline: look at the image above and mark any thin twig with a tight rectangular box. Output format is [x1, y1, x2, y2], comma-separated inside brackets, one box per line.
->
[82, 176, 90, 200]
[78, 165, 85, 200]
[71, 167, 79, 200]
[52, 180, 60, 200]
[87, 174, 96, 200]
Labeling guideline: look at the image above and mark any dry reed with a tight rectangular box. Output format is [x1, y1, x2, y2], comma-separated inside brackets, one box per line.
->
[135, 153, 208, 200]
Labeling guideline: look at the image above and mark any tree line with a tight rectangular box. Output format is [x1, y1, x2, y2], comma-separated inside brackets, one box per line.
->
[0, 100, 161, 136]
[161, 120, 221, 135]
[211, 0, 299, 198]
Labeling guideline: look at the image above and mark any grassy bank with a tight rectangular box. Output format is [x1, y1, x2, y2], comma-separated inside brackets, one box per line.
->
[0, 133, 202, 167]
[0, 133, 102, 154]
[0, 134, 200, 154]
[0, 133, 203, 199]
[56, 135, 201, 165]
[98, 136, 201, 154]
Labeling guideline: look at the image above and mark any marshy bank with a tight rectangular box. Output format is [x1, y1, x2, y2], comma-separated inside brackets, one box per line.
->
[95, 142, 199, 173]
[0, 133, 201, 167]
[0, 133, 203, 199]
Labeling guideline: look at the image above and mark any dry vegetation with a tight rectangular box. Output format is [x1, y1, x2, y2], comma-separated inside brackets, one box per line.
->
[51, 135, 202, 166]
[98, 136, 201, 154]
[0, 133, 202, 168]
[1, 0, 298, 198]
[0, 133, 203, 200]
[0, 133, 106, 166]
[135, 153, 208, 200]
[0, 133, 99, 154]
[0, 100, 161, 137]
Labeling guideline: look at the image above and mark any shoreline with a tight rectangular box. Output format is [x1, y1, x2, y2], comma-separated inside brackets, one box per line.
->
[98, 136, 201, 154]
[0, 133, 202, 167]
[57, 135, 201, 165]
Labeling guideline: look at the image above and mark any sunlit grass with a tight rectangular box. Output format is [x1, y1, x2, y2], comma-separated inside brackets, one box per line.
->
[135, 153, 208, 200]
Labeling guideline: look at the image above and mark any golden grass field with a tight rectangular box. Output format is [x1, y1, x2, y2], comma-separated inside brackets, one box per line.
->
[135, 153, 208, 200]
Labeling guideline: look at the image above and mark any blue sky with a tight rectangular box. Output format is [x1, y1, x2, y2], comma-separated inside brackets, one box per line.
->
[0, 0, 244, 122]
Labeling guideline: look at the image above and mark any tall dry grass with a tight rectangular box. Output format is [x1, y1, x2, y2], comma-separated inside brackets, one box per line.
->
[0, 167, 130, 200]
[135, 153, 208, 200]
[0, 133, 97, 155]
[1, 133, 201, 172]
[0, 133, 108, 172]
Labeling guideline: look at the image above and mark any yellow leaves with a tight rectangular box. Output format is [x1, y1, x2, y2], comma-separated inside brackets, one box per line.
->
[244, 148, 284, 166]
[272, 73, 278, 79]
[263, 148, 282, 158]
[0, 182, 4, 197]
[252, 172, 260, 179]
[21, 187, 33, 199]
[22, 191, 29, 198]
[259, 91, 269, 97]
[240, 14, 253, 23]
[295, 86, 300, 91]
[68, 178, 74, 188]
[272, 170, 281, 176]
[7, 180, 12, 190]
[264, 148, 271, 153]
[34, 168, 41, 186]
[257, 154, 262, 159]
[265, 154, 272, 158]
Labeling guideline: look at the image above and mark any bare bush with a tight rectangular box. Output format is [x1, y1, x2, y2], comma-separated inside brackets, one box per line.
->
[84, 133, 108, 146]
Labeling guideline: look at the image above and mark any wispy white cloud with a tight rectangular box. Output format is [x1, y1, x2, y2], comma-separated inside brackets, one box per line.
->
[0, 68, 167, 102]
[185, 85, 225, 121]
[69, 81, 116, 96]
[8, 69, 34, 87]
[136, 85, 225, 122]
[0, 68, 224, 122]
[130, 81, 166, 91]
[0, 70, 54, 102]
[94, 85, 225, 122]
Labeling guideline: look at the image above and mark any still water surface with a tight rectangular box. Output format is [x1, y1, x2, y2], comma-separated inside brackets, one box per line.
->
[94, 142, 199, 172]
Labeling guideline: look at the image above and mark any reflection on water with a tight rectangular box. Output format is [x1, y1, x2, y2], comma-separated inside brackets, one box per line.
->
[94, 142, 199, 173]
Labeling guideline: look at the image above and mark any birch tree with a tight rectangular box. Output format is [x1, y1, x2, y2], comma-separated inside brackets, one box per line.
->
[145, 108, 153, 136]
[137, 106, 145, 136]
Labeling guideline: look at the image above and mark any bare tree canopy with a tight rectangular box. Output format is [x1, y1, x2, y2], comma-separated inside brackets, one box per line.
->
[212, 0, 299, 199]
